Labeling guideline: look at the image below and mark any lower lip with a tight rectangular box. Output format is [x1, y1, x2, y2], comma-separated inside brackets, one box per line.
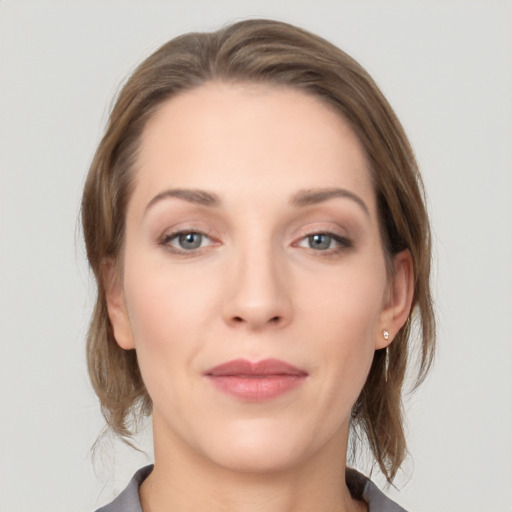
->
[207, 375, 306, 401]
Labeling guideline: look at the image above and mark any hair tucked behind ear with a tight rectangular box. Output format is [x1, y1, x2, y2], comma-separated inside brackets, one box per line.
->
[82, 18, 435, 483]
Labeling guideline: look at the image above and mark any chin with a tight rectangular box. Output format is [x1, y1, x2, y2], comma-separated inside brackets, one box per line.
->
[196, 418, 323, 474]
[211, 443, 305, 474]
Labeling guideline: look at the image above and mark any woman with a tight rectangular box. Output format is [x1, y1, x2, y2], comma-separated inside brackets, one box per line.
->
[82, 18, 435, 512]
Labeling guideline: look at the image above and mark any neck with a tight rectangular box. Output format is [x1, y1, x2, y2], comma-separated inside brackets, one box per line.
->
[140, 419, 366, 512]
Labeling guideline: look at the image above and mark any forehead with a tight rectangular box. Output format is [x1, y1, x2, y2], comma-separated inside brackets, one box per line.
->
[132, 82, 375, 213]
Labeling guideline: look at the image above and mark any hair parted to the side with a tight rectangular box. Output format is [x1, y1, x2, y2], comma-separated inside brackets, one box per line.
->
[81, 18, 435, 483]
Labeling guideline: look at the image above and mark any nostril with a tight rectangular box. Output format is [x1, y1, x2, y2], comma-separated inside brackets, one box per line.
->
[231, 315, 282, 325]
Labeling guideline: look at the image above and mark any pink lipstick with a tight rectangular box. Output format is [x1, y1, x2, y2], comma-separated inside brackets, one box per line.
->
[204, 358, 308, 401]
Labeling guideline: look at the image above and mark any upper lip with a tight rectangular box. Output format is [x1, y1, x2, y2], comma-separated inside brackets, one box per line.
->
[205, 358, 308, 377]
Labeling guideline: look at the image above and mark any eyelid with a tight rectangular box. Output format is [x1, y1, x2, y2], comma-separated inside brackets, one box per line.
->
[295, 231, 352, 247]
[291, 222, 354, 255]
[155, 221, 353, 256]
[164, 231, 211, 246]
[158, 227, 220, 255]
[292, 220, 350, 240]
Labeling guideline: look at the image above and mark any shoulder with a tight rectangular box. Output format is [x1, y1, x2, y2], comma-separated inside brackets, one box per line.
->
[346, 468, 408, 512]
[94, 465, 153, 512]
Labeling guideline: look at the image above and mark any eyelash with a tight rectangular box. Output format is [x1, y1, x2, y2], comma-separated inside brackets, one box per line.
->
[159, 229, 352, 256]
[295, 232, 353, 254]
[159, 230, 216, 255]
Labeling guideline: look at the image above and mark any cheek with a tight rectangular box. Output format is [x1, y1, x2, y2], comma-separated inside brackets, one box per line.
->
[120, 256, 224, 416]
[123, 260, 219, 350]
[120, 240, 235, 404]
[301, 258, 386, 338]
[299, 259, 386, 391]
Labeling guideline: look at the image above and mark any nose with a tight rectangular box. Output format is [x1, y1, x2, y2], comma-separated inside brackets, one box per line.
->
[222, 242, 293, 331]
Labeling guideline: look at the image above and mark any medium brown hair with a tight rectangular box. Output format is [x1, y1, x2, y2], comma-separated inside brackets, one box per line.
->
[82, 18, 435, 483]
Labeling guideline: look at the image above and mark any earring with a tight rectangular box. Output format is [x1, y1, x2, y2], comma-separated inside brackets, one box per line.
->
[383, 330, 390, 382]
[384, 347, 389, 382]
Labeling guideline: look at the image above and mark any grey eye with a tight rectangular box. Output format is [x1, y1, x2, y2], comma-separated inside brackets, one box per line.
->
[308, 234, 332, 250]
[177, 232, 204, 250]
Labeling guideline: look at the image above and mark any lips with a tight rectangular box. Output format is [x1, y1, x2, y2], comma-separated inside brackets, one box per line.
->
[204, 358, 308, 401]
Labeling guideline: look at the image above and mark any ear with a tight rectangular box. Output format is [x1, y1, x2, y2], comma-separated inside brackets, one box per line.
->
[102, 259, 135, 350]
[375, 249, 414, 350]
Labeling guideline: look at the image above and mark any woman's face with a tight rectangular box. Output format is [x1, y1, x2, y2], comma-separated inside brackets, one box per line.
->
[107, 83, 409, 473]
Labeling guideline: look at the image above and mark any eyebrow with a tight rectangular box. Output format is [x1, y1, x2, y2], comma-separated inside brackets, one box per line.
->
[144, 186, 369, 216]
[145, 188, 220, 214]
[291, 187, 370, 216]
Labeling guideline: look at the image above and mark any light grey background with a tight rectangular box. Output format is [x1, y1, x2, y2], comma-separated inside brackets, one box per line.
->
[1, 1, 511, 511]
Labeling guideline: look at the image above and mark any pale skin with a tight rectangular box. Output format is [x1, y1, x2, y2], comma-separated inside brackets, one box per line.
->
[105, 83, 414, 512]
